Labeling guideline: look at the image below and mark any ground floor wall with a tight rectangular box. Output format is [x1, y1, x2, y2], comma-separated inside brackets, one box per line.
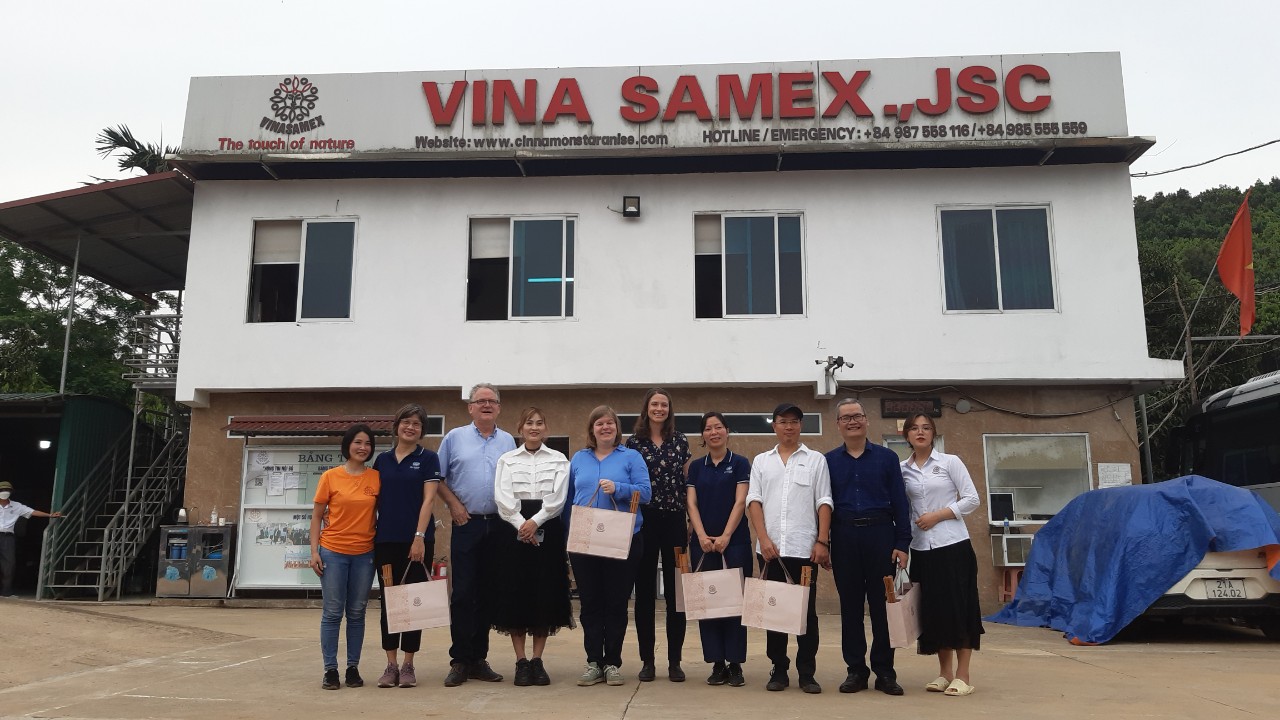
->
[185, 383, 1141, 613]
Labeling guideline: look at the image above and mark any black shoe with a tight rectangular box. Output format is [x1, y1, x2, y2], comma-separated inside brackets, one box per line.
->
[444, 662, 469, 687]
[321, 668, 340, 690]
[514, 659, 533, 687]
[530, 657, 551, 686]
[726, 663, 745, 687]
[668, 663, 686, 682]
[799, 675, 822, 694]
[344, 666, 364, 688]
[874, 677, 905, 696]
[637, 662, 656, 682]
[469, 660, 504, 682]
[839, 673, 868, 693]
[766, 666, 789, 691]
[706, 662, 727, 686]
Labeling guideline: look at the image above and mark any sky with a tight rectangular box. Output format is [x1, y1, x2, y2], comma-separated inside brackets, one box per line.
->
[2, 0, 1276, 203]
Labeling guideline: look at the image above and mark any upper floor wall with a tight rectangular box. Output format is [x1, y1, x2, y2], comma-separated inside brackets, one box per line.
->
[176, 164, 1182, 406]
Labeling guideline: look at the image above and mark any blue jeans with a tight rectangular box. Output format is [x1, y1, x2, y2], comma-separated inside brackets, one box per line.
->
[319, 546, 375, 670]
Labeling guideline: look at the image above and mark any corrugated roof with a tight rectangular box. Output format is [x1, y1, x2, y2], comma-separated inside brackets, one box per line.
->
[0, 172, 193, 297]
[224, 415, 395, 437]
[0, 392, 63, 403]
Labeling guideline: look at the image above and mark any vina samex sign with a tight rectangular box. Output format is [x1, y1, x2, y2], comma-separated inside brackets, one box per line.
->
[180, 53, 1128, 159]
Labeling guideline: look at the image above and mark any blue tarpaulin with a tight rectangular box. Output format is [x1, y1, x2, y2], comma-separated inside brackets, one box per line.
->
[986, 475, 1280, 644]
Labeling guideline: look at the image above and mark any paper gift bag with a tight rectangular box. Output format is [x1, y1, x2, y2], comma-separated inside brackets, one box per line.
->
[673, 548, 690, 612]
[566, 488, 638, 560]
[741, 559, 810, 635]
[884, 568, 920, 648]
[384, 562, 450, 633]
[681, 553, 744, 621]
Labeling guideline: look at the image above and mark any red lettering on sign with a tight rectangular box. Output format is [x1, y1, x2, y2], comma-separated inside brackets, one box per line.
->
[492, 79, 538, 125]
[916, 68, 951, 116]
[1005, 64, 1051, 113]
[471, 80, 487, 127]
[542, 78, 592, 123]
[718, 74, 774, 120]
[778, 72, 816, 118]
[620, 76, 661, 122]
[421, 81, 467, 127]
[956, 66, 999, 113]
[820, 70, 872, 118]
[663, 75, 713, 121]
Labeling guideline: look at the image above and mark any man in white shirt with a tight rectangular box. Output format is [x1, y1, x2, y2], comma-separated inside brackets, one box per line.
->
[0, 481, 61, 597]
[746, 404, 833, 694]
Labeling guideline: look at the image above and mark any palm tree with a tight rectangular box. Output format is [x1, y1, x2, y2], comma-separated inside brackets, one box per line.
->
[94, 125, 177, 175]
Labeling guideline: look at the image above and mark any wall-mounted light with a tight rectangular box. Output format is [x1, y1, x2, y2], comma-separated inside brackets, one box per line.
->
[622, 196, 641, 218]
[38, 440, 52, 450]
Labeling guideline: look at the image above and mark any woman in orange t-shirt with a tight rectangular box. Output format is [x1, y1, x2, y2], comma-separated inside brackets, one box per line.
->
[309, 423, 381, 690]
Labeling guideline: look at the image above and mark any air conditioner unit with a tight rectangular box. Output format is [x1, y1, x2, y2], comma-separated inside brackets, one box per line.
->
[991, 534, 1035, 567]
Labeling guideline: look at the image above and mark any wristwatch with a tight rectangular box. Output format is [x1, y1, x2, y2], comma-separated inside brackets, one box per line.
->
[413, 531, 426, 539]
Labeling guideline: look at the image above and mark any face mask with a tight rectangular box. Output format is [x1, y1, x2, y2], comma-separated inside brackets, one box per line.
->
[0, 492, 10, 500]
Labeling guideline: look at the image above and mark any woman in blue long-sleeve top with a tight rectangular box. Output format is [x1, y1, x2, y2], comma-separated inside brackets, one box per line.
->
[567, 405, 651, 688]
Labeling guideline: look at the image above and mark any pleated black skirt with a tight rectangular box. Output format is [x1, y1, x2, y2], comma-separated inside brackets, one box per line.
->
[487, 501, 573, 638]
[909, 538, 985, 654]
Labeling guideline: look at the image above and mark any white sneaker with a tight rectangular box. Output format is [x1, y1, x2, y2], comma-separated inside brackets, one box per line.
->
[578, 663, 604, 686]
[604, 665, 624, 686]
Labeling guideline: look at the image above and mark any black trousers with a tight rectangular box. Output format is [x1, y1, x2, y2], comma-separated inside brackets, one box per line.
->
[0, 533, 15, 596]
[571, 533, 643, 668]
[831, 521, 897, 681]
[757, 554, 820, 676]
[633, 507, 688, 664]
[375, 540, 434, 653]
[448, 516, 501, 665]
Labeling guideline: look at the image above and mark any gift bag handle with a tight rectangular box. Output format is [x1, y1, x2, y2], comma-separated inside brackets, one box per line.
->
[581, 482, 640, 514]
[754, 556, 798, 586]
[397, 560, 435, 585]
[691, 550, 727, 574]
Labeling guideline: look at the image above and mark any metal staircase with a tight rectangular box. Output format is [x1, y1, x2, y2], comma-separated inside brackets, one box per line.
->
[38, 422, 187, 600]
[38, 309, 189, 600]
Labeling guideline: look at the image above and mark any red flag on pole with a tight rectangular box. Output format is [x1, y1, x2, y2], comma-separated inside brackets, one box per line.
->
[1215, 189, 1255, 336]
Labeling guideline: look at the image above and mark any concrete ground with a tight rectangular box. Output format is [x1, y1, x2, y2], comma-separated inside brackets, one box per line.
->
[2, 597, 1278, 720]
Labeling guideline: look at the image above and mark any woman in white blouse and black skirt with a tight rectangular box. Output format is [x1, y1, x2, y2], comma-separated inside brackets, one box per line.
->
[899, 413, 983, 697]
[491, 407, 573, 686]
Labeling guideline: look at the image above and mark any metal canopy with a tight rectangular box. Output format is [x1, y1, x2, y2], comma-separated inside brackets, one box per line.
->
[169, 136, 1155, 182]
[0, 172, 194, 297]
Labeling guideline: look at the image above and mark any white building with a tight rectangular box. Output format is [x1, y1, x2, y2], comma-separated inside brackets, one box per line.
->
[166, 53, 1181, 602]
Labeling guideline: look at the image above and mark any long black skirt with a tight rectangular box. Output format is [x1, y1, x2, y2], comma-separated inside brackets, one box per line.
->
[487, 503, 573, 638]
[909, 538, 985, 654]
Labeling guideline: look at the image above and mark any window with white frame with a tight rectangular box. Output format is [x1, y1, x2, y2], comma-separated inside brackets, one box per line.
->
[247, 219, 357, 323]
[695, 213, 805, 318]
[467, 216, 575, 320]
[983, 433, 1090, 523]
[940, 206, 1055, 312]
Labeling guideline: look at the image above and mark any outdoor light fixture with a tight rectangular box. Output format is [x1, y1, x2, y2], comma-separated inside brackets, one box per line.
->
[38, 440, 52, 450]
[622, 196, 641, 218]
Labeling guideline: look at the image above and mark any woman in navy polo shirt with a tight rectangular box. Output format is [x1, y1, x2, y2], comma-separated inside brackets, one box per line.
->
[686, 411, 752, 688]
[568, 405, 651, 688]
[372, 404, 442, 689]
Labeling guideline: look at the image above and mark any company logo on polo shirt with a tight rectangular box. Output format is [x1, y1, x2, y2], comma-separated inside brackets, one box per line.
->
[932, 466, 944, 474]
[411, 462, 421, 470]
[262, 76, 325, 135]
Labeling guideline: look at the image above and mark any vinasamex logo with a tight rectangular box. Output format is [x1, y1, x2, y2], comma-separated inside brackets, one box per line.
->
[261, 76, 326, 135]
[595, 523, 605, 533]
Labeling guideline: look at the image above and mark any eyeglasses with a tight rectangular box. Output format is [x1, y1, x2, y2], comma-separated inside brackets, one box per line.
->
[469, 399, 500, 406]
[837, 413, 868, 424]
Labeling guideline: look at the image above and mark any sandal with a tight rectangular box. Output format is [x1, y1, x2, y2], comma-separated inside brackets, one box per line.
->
[944, 678, 976, 696]
[925, 676, 950, 693]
